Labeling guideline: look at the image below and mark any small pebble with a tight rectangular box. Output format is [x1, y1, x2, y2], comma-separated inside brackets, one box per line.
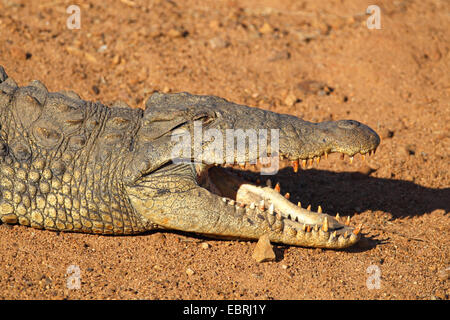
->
[252, 234, 275, 263]
[259, 23, 273, 34]
[284, 92, 298, 107]
[97, 44, 108, 53]
[201, 242, 211, 249]
[185, 268, 195, 276]
[92, 85, 100, 95]
[438, 267, 450, 281]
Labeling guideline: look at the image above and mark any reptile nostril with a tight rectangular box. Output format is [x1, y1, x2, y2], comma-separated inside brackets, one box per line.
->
[337, 120, 360, 129]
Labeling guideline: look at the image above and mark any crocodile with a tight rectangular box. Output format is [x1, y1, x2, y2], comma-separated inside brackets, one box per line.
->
[0, 66, 380, 249]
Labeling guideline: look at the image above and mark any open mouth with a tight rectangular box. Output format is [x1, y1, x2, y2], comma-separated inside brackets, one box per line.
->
[194, 149, 376, 246]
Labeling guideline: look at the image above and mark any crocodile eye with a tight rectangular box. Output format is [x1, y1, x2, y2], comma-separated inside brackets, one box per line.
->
[193, 112, 215, 125]
[337, 120, 360, 129]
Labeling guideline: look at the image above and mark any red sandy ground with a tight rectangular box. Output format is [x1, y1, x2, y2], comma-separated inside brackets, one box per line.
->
[0, 0, 448, 299]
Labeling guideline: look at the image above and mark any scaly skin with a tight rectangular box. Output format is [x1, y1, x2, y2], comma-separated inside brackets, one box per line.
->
[0, 66, 380, 248]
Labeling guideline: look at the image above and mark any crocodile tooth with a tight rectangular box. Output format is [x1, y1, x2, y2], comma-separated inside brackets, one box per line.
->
[308, 158, 313, 167]
[306, 225, 311, 232]
[314, 224, 319, 232]
[317, 205, 322, 213]
[349, 156, 353, 164]
[268, 203, 274, 215]
[222, 197, 227, 203]
[322, 217, 328, 232]
[349, 233, 359, 243]
[297, 201, 302, 207]
[361, 154, 366, 161]
[259, 200, 265, 211]
[302, 224, 307, 232]
[353, 224, 362, 235]
[249, 202, 256, 209]
[335, 213, 340, 220]
[345, 216, 351, 226]
[228, 200, 235, 206]
[315, 156, 320, 165]
[306, 204, 311, 211]
[302, 159, 307, 168]
[284, 192, 290, 199]
[267, 213, 276, 226]
[266, 179, 272, 187]
[292, 160, 299, 173]
[274, 183, 280, 193]
[324, 151, 328, 160]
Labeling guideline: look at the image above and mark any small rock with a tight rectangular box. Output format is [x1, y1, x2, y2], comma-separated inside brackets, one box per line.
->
[209, 37, 229, 49]
[294, 30, 320, 42]
[167, 28, 182, 38]
[112, 55, 121, 65]
[153, 264, 162, 271]
[252, 234, 275, 263]
[167, 28, 188, 38]
[259, 23, 273, 34]
[297, 80, 329, 95]
[284, 92, 298, 107]
[97, 44, 108, 53]
[83, 52, 97, 64]
[438, 267, 450, 281]
[185, 268, 195, 276]
[404, 144, 416, 156]
[201, 242, 211, 249]
[152, 233, 166, 242]
[268, 50, 290, 61]
[209, 20, 220, 30]
[380, 128, 394, 139]
[92, 85, 100, 95]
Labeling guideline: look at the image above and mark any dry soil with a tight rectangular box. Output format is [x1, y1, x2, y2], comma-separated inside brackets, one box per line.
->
[0, 0, 448, 300]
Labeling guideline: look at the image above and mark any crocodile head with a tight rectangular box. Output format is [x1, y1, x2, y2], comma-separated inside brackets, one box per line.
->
[0, 66, 379, 249]
[125, 92, 380, 248]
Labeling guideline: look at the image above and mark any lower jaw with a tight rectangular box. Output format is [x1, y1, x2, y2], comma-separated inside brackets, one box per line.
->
[197, 164, 360, 234]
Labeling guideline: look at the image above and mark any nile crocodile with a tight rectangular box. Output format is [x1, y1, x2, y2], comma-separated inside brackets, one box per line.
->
[0, 66, 379, 249]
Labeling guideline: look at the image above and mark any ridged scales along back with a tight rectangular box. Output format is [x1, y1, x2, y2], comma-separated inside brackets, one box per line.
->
[0, 67, 151, 234]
